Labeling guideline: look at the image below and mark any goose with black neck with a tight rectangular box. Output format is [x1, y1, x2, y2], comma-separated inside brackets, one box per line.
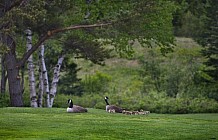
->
[104, 96, 123, 113]
[67, 99, 88, 113]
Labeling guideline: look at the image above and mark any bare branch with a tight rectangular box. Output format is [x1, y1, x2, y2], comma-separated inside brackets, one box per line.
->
[18, 23, 112, 67]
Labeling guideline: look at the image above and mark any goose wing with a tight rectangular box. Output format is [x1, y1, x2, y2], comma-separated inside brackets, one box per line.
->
[73, 105, 88, 113]
[107, 105, 123, 113]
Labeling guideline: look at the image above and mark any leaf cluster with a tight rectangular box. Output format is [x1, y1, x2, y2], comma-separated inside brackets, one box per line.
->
[64, 33, 112, 65]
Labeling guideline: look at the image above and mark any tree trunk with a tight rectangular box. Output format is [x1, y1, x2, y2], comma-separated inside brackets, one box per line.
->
[38, 43, 50, 107]
[25, 29, 37, 107]
[2, 34, 24, 107]
[50, 54, 65, 107]
[6, 56, 23, 106]
[38, 45, 44, 107]
[1, 55, 7, 94]
[20, 65, 25, 96]
[38, 71, 43, 107]
[0, 1, 24, 106]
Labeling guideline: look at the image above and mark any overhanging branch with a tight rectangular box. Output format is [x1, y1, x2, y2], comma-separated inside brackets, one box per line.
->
[18, 23, 112, 67]
[4, 0, 27, 13]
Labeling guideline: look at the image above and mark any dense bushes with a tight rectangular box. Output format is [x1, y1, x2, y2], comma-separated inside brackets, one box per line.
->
[2, 90, 218, 114]
[0, 94, 9, 107]
[51, 91, 218, 114]
[81, 71, 112, 94]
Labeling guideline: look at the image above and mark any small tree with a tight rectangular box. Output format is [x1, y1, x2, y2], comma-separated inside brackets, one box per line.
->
[197, 0, 218, 100]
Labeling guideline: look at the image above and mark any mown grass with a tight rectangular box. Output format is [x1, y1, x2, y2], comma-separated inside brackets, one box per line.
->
[0, 108, 218, 140]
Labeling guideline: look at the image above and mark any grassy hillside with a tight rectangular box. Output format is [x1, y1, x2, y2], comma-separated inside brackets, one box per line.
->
[0, 108, 218, 140]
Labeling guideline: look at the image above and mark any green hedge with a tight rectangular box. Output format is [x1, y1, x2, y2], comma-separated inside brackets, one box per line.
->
[53, 92, 218, 114]
[2, 91, 218, 114]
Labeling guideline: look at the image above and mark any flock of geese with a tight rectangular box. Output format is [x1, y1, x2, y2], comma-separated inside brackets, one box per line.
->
[67, 96, 150, 115]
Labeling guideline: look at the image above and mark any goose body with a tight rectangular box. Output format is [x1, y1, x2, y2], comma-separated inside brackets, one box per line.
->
[67, 99, 87, 113]
[105, 96, 123, 113]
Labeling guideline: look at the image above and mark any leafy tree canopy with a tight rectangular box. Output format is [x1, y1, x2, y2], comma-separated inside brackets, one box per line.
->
[0, 0, 176, 59]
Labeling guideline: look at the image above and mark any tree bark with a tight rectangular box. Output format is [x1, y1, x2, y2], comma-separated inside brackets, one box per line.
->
[38, 71, 43, 107]
[25, 29, 37, 107]
[1, 55, 7, 94]
[1, 34, 24, 107]
[20, 65, 25, 96]
[38, 43, 50, 107]
[0, 0, 24, 106]
[6, 56, 23, 107]
[49, 54, 65, 107]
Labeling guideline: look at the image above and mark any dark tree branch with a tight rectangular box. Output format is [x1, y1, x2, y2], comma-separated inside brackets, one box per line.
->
[18, 23, 112, 67]
[5, 0, 27, 13]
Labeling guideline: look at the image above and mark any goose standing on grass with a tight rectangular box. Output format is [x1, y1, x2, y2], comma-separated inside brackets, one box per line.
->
[67, 99, 88, 113]
[104, 96, 123, 113]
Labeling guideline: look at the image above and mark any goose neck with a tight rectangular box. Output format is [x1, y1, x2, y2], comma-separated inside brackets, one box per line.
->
[105, 99, 110, 105]
[69, 102, 73, 108]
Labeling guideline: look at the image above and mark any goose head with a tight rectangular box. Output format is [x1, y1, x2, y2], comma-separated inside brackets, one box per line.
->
[104, 96, 110, 106]
[67, 99, 73, 108]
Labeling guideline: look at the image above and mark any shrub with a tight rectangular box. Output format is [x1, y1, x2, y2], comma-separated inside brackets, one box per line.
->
[0, 93, 10, 107]
[82, 71, 112, 94]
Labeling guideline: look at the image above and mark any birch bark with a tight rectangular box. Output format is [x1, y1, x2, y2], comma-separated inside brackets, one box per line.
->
[38, 43, 50, 107]
[25, 29, 37, 107]
[38, 71, 43, 107]
[49, 54, 65, 107]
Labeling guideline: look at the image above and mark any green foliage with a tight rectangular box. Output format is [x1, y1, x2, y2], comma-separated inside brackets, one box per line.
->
[82, 71, 112, 94]
[0, 0, 46, 34]
[58, 61, 83, 96]
[0, 94, 9, 107]
[139, 49, 165, 93]
[139, 38, 209, 98]
[153, 96, 218, 114]
[176, 11, 205, 37]
[198, 0, 218, 79]
[51, 37, 218, 114]
[51, 89, 218, 114]
[193, 0, 218, 100]
[2, 0, 176, 53]
[173, 0, 208, 37]
[63, 33, 112, 64]
[81, 0, 176, 55]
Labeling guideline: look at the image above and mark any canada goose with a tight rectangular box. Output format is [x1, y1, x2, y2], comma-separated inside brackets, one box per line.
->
[67, 99, 88, 113]
[104, 96, 123, 113]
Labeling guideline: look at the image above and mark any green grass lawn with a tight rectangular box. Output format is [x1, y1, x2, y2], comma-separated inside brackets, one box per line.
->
[0, 108, 217, 140]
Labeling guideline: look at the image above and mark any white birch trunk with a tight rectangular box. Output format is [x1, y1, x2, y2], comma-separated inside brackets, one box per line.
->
[38, 43, 50, 107]
[38, 71, 43, 107]
[49, 55, 65, 107]
[25, 29, 38, 107]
